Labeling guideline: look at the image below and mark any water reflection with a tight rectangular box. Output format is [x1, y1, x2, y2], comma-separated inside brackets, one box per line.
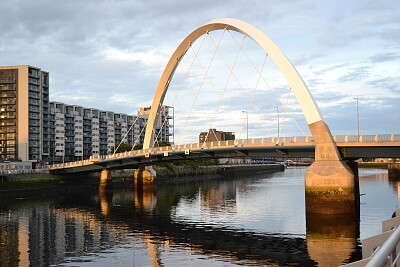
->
[306, 213, 360, 266]
[0, 168, 396, 266]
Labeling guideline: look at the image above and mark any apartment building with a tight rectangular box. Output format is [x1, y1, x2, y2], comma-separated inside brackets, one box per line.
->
[50, 102, 173, 163]
[0, 65, 50, 162]
[0, 65, 173, 164]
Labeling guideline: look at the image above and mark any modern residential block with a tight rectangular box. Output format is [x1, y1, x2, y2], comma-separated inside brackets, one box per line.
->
[0, 65, 173, 164]
[49, 102, 173, 163]
[0, 65, 50, 162]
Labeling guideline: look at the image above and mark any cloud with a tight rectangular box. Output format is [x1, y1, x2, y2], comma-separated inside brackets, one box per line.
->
[337, 66, 371, 83]
[370, 52, 400, 63]
[102, 48, 169, 69]
[0, 0, 399, 142]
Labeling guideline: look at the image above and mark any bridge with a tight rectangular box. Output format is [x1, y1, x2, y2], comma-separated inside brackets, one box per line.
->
[49, 18, 399, 214]
[49, 134, 400, 174]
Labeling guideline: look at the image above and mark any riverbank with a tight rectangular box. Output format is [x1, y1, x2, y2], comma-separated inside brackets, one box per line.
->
[154, 164, 285, 185]
[358, 162, 389, 169]
[0, 164, 285, 196]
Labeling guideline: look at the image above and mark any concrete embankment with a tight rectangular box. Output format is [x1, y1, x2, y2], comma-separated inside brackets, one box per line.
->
[154, 164, 285, 184]
[358, 162, 389, 169]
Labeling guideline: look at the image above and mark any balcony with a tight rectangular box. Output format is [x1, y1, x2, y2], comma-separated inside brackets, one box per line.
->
[28, 85, 40, 92]
[28, 115, 40, 120]
[28, 78, 39, 85]
[29, 107, 40, 113]
[28, 71, 39, 79]
[29, 136, 40, 141]
[29, 143, 40, 148]
[0, 78, 16, 84]
[0, 100, 16, 105]
[29, 100, 40, 106]
[0, 115, 16, 119]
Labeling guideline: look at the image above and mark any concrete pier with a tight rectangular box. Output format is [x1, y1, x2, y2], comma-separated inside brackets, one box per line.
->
[99, 169, 112, 192]
[305, 121, 358, 214]
[134, 166, 156, 188]
[100, 169, 112, 186]
[389, 163, 400, 180]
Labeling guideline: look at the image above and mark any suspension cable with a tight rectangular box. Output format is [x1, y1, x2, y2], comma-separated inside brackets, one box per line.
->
[175, 29, 227, 146]
[186, 44, 239, 137]
[202, 31, 245, 147]
[150, 37, 208, 148]
[228, 30, 307, 136]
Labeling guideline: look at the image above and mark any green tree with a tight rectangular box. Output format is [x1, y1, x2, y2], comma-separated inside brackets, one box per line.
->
[113, 143, 133, 153]
[133, 144, 143, 150]
[158, 141, 170, 147]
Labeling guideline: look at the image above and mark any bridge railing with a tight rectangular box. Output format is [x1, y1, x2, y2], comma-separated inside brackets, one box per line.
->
[333, 134, 400, 142]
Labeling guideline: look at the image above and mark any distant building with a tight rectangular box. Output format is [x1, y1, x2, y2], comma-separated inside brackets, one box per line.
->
[199, 129, 235, 143]
[0, 65, 50, 162]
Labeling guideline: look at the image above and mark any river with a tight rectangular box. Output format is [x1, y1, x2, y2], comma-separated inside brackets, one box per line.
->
[0, 167, 398, 266]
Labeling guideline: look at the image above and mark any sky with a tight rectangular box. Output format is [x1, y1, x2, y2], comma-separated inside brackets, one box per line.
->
[1, 0, 399, 143]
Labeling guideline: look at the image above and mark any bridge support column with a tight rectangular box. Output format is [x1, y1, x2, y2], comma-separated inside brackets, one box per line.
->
[100, 169, 112, 186]
[305, 120, 357, 214]
[389, 163, 400, 180]
[134, 166, 156, 189]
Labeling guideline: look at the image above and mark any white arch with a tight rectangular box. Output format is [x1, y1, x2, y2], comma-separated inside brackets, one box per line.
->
[143, 18, 324, 149]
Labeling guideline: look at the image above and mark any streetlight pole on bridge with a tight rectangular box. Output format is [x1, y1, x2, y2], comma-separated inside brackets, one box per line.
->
[274, 106, 280, 143]
[354, 96, 360, 139]
[242, 110, 249, 140]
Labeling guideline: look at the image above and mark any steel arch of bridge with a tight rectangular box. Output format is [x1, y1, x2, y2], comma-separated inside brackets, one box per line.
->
[143, 18, 327, 150]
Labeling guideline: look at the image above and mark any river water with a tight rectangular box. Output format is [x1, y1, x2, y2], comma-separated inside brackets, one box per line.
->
[0, 167, 398, 266]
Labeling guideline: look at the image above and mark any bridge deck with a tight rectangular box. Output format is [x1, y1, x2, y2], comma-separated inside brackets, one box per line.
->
[48, 135, 400, 174]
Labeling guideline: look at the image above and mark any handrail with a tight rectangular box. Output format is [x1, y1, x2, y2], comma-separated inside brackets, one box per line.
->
[365, 226, 400, 267]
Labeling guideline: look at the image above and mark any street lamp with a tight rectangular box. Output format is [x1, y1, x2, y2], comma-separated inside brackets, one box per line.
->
[353, 97, 360, 139]
[274, 106, 280, 142]
[242, 110, 248, 140]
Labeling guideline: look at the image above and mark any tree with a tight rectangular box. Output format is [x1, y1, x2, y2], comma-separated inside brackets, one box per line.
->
[113, 143, 133, 153]
[133, 144, 143, 150]
[158, 141, 170, 147]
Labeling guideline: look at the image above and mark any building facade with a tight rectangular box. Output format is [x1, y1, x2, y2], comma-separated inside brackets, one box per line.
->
[136, 106, 173, 146]
[199, 129, 235, 143]
[0, 65, 173, 164]
[49, 102, 173, 163]
[0, 66, 50, 162]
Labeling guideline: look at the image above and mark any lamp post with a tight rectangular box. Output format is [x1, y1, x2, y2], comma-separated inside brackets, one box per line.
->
[25, 143, 28, 162]
[354, 97, 360, 139]
[274, 106, 280, 141]
[242, 110, 248, 140]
